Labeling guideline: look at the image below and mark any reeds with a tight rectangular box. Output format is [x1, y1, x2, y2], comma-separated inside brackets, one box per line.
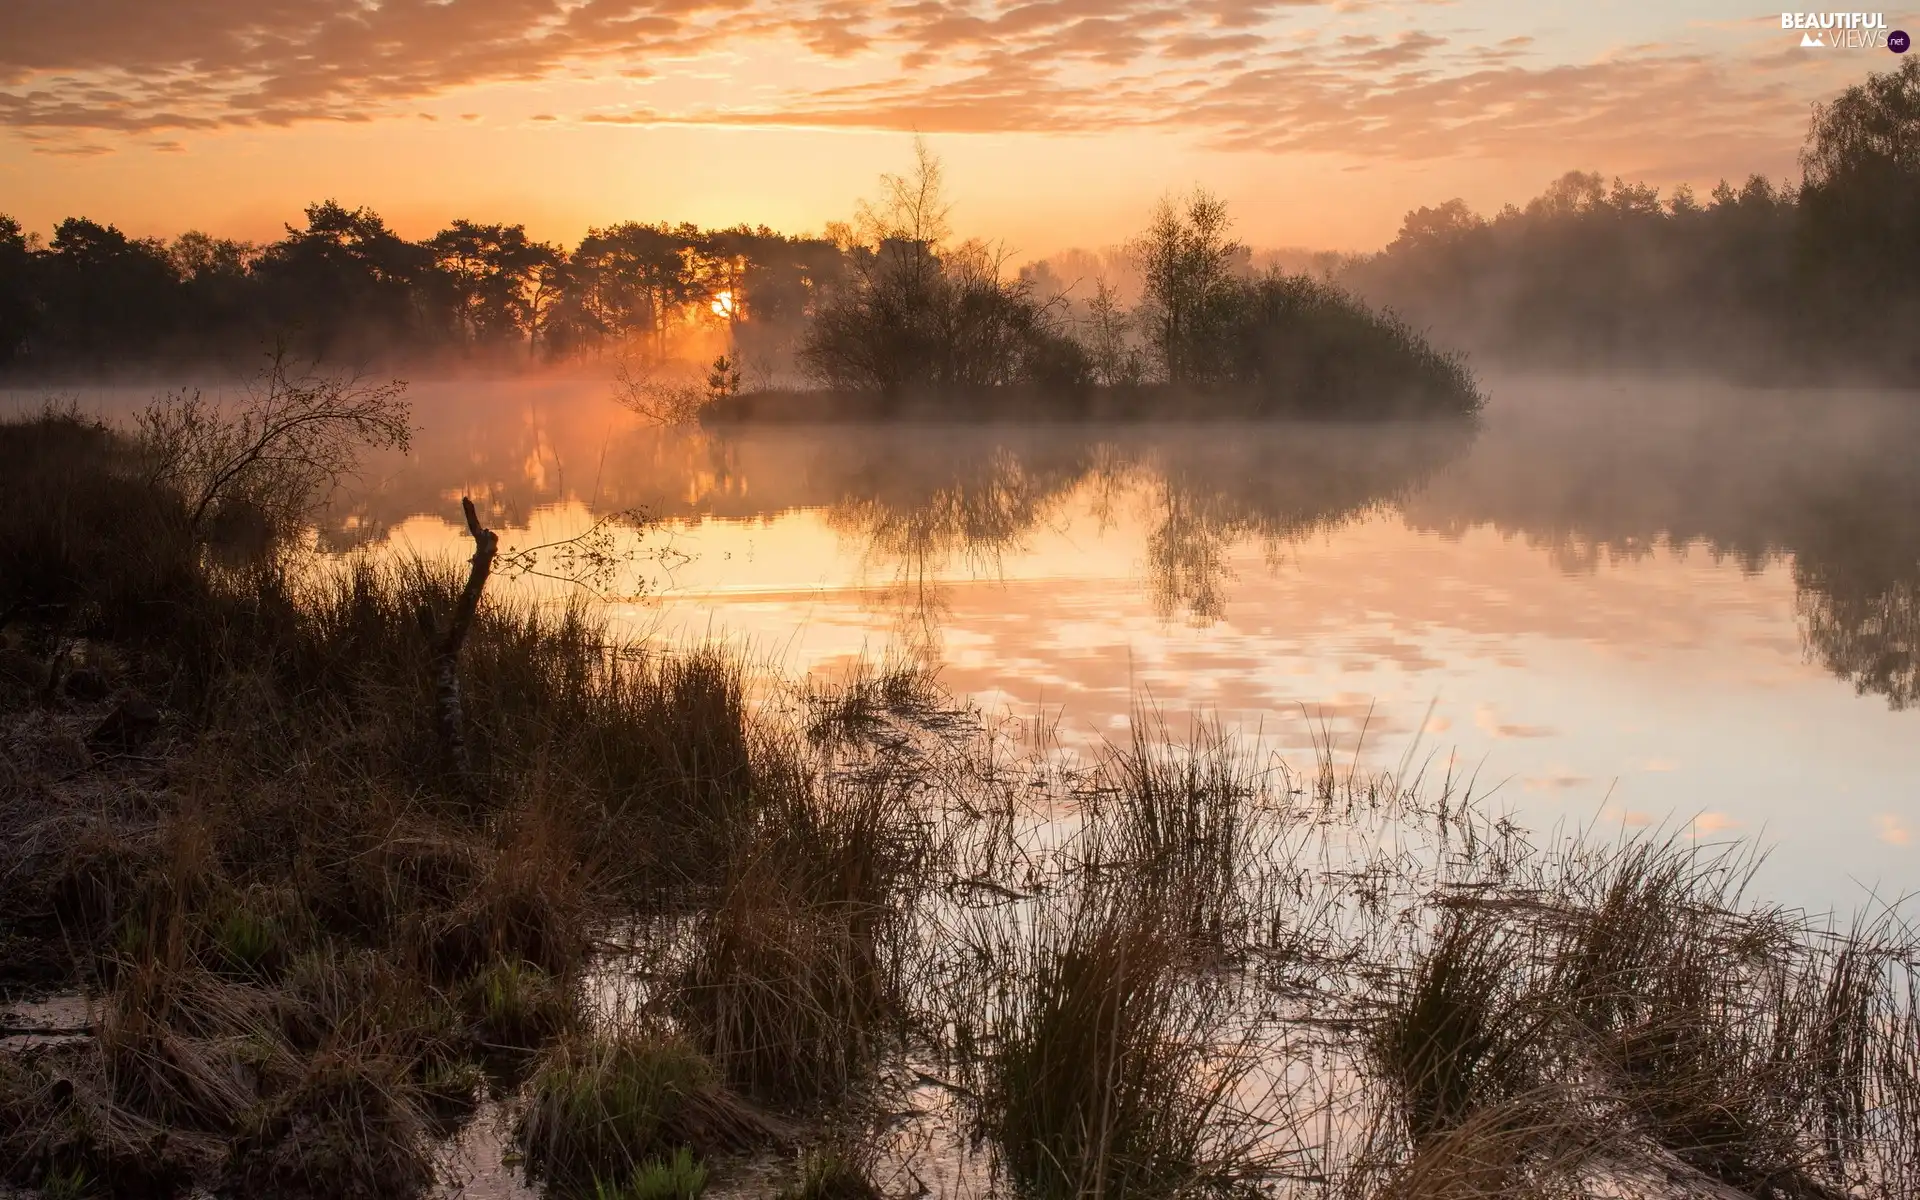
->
[1357, 834, 1920, 1198]
[516, 1029, 781, 1191]
[952, 888, 1271, 1199]
[1076, 712, 1277, 950]
[678, 763, 926, 1106]
[1370, 910, 1545, 1146]
[8, 405, 1920, 1200]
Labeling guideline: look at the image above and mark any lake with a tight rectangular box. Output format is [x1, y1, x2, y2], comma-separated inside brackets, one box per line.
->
[17, 372, 1919, 914]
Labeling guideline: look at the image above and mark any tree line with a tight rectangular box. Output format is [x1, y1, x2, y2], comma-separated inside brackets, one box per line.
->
[6, 59, 1911, 396]
[0, 202, 843, 371]
[0, 138, 1481, 417]
[1340, 59, 1920, 383]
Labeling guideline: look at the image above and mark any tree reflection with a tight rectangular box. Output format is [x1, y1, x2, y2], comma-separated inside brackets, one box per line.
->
[820, 441, 1087, 653]
[315, 378, 1920, 712]
[1401, 383, 1920, 711]
[1790, 490, 1920, 711]
[803, 423, 1472, 629]
[1798, 573, 1920, 710]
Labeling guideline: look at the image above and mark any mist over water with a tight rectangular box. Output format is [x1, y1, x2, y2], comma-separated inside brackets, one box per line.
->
[14, 372, 1917, 911]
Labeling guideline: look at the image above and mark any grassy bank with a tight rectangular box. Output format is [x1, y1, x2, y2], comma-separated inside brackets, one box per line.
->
[3, 403, 1917, 1199]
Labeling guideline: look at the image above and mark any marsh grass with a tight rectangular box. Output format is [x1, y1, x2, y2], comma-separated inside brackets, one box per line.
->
[1544, 840, 1917, 1198]
[1370, 910, 1547, 1146]
[1353, 834, 1920, 1199]
[678, 760, 928, 1106]
[777, 1141, 887, 1200]
[0, 408, 790, 1194]
[8, 405, 1920, 1200]
[1077, 712, 1280, 951]
[1369, 1087, 1606, 1200]
[801, 655, 955, 751]
[516, 1029, 782, 1191]
[0, 1046, 205, 1196]
[230, 1048, 436, 1200]
[464, 957, 575, 1051]
[953, 888, 1273, 1200]
[594, 1145, 711, 1200]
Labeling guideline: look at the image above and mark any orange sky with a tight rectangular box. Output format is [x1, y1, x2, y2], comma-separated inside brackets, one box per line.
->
[1, 2, 1905, 254]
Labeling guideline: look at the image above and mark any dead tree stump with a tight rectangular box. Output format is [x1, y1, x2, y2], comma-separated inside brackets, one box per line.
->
[419, 496, 497, 789]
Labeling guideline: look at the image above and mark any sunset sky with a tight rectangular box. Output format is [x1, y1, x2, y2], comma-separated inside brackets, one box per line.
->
[1, 2, 1903, 255]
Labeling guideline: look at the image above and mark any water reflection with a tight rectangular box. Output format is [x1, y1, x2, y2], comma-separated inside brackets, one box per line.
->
[1399, 379, 1920, 710]
[13, 373, 1917, 903]
[304, 376, 1920, 713]
[320, 399, 1472, 635]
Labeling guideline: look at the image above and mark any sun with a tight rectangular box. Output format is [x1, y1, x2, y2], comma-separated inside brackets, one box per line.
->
[711, 290, 736, 318]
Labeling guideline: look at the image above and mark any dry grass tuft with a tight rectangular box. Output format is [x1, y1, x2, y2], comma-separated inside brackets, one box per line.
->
[678, 765, 925, 1107]
[463, 957, 575, 1050]
[778, 1141, 887, 1200]
[1078, 712, 1275, 949]
[960, 889, 1265, 1200]
[230, 1049, 435, 1200]
[517, 1029, 787, 1191]
[1371, 910, 1545, 1146]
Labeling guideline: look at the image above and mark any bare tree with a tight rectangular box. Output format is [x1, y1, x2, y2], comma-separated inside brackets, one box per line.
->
[418, 497, 497, 787]
[853, 136, 953, 338]
[139, 350, 411, 539]
[1132, 189, 1245, 386]
[1084, 278, 1144, 387]
[611, 355, 707, 424]
[856, 136, 953, 251]
[801, 140, 1089, 394]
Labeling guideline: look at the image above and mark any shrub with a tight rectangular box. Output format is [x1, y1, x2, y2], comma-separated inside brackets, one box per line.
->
[1220, 274, 1484, 418]
[0, 408, 202, 640]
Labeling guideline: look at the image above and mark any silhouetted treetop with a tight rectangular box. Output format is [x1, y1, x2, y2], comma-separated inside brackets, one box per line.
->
[1802, 57, 1920, 186]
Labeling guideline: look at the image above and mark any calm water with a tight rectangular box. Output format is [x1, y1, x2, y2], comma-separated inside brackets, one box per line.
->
[18, 373, 1920, 913]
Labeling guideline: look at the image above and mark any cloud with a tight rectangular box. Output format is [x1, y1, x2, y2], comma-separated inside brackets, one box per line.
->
[1473, 703, 1555, 739]
[1689, 811, 1742, 836]
[1, 0, 754, 137]
[1876, 812, 1911, 846]
[0, 0, 1836, 178]
[1523, 767, 1590, 792]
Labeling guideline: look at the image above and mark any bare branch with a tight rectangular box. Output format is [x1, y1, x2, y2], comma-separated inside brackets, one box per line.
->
[138, 347, 412, 540]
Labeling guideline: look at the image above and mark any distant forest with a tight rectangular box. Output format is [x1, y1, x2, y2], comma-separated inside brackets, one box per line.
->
[2, 59, 1917, 388]
[0, 202, 831, 375]
[1343, 58, 1920, 382]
